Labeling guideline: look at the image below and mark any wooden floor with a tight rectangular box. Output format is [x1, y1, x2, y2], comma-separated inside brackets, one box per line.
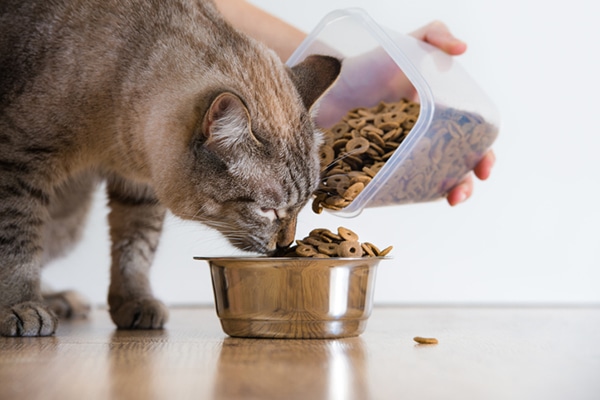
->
[1, 306, 599, 400]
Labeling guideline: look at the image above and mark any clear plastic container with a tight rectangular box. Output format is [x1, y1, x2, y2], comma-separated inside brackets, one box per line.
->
[287, 8, 500, 217]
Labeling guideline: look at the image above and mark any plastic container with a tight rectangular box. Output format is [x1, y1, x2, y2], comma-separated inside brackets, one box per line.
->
[287, 9, 500, 217]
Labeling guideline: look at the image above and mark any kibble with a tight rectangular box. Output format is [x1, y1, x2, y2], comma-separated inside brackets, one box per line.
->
[312, 99, 498, 212]
[413, 336, 439, 345]
[276, 226, 392, 258]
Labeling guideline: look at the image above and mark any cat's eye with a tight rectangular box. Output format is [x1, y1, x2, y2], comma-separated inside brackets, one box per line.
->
[232, 196, 254, 203]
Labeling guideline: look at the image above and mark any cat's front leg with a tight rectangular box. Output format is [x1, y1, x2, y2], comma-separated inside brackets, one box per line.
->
[0, 175, 57, 336]
[106, 178, 168, 329]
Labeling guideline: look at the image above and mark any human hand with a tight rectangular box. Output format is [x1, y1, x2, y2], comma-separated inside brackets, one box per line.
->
[409, 21, 495, 206]
[409, 20, 467, 56]
[314, 21, 469, 127]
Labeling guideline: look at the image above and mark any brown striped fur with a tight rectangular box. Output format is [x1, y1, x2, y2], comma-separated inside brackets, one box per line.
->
[0, 0, 340, 336]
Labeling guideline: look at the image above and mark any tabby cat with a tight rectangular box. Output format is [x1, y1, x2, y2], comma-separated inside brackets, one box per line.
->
[0, 0, 341, 336]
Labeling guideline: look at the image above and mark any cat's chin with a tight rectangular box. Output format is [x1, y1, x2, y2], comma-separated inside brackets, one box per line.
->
[228, 238, 275, 256]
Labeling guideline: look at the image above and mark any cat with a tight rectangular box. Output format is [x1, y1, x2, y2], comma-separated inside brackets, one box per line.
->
[0, 0, 341, 336]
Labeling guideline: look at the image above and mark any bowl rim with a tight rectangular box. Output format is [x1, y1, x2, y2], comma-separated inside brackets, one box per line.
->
[193, 256, 391, 262]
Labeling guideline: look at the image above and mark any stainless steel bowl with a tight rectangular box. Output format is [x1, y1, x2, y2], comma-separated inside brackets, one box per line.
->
[194, 256, 386, 339]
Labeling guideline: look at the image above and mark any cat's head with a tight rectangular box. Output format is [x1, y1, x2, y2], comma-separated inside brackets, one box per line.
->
[155, 55, 341, 254]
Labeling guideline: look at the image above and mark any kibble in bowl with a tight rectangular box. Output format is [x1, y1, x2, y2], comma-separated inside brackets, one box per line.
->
[288, 9, 500, 216]
[279, 226, 392, 258]
[195, 227, 391, 339]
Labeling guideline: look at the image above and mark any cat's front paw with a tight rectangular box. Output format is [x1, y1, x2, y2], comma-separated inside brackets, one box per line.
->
[0, 301, 58, 337]
[43, 290, 91, 319]
[110, 298, 169, 330]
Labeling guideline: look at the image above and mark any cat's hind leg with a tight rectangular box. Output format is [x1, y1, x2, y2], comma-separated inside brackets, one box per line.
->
[106, 177, 169, 329]
[41, 171, 99, 266]
[42, 289, 91, 319]
[40, 172, 98, 319]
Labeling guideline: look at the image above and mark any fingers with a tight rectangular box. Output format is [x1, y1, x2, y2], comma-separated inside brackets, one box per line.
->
[446, 151, 496, 206]
[409, 20, 467, 56]
[446, 175, 473, 206]
[473, 150, 496, 180]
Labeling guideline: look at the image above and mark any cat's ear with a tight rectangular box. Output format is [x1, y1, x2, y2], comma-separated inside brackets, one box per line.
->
[289, 55, 342, 111]
[201, 92, 254, 151]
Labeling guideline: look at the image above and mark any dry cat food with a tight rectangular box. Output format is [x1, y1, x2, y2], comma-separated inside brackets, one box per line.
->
[277, 226, 392, 258]
[313, 98, 418, 213]
[413, 336, 439, 345]
[312, 99, 498, 212]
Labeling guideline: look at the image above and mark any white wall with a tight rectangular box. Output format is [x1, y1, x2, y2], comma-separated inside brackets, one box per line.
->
[43, 0, 600, 306]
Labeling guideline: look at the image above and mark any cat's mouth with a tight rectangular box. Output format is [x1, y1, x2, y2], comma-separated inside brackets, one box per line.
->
[268, 245, 292, 258]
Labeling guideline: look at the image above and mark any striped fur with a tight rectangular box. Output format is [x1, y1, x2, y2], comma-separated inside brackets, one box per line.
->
[0, 0, 340, 336]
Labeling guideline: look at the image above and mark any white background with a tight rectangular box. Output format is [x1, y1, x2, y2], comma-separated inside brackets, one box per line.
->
[44, 0, 600, 306]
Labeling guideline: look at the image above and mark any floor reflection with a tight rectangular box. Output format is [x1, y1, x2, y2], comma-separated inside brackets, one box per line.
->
[107, 329, 170, 400]
[212, 336, 370, 400]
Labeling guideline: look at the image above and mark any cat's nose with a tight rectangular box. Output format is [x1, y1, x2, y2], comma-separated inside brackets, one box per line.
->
[276, 218, 297, 249]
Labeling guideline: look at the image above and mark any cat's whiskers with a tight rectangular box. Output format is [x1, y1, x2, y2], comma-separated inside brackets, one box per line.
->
[197, 219, 268, 254]
[161, 218, 251, 256]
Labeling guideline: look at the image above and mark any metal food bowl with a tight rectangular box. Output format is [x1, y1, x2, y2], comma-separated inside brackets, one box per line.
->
[194, 256, 386, 339]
